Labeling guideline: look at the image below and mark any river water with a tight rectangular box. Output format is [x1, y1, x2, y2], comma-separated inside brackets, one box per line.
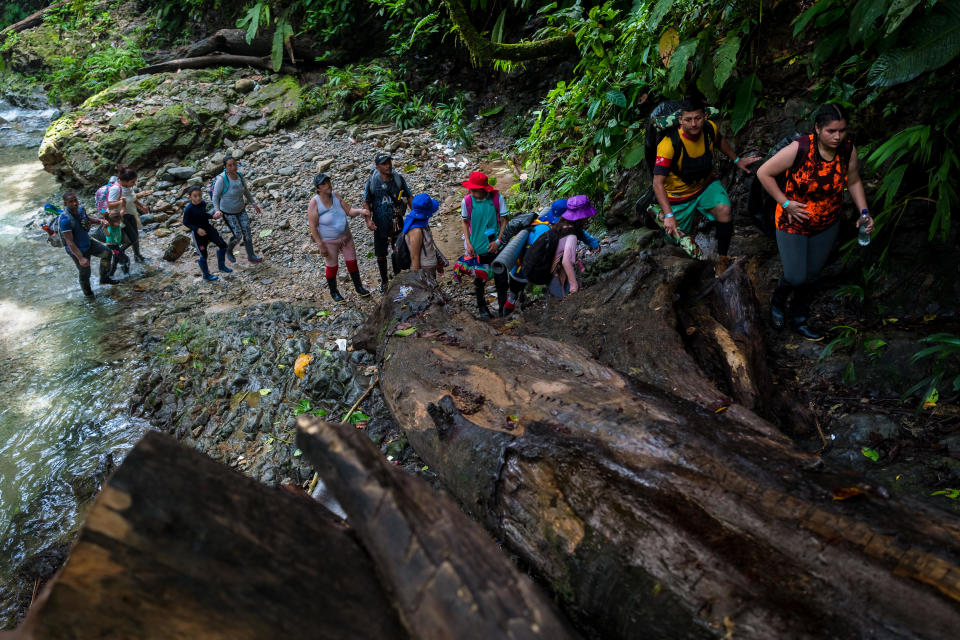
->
[0, 98, 148, 627]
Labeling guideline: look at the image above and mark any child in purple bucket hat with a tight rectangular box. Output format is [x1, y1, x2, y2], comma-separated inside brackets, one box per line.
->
[550, 195, 597, 297]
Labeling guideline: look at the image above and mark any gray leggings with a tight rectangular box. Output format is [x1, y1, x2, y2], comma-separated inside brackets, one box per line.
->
[776, 223, 838, 286]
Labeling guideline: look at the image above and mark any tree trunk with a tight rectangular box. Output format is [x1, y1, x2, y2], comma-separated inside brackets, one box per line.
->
[296, 417, 579, 640]
[7, 432, 408, 640]
[354, 263, 960, 639]
[138, 54, 296, 75]
[0, 2, 66, 37]
[441, 0, 577, 65]
[142, 29, 327, 69]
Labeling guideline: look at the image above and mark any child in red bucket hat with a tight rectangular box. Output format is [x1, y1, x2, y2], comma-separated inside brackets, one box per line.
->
[458, 171, 509, 318]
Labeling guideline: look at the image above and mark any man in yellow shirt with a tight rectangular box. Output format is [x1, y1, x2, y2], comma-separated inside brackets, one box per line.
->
[651, 96, 759, 258]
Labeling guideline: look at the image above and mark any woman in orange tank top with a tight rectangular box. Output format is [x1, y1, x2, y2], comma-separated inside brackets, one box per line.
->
[756, 104, 874, 340]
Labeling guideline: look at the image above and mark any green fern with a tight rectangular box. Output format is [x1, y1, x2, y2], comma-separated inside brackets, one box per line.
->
[868, 0, 960, 86]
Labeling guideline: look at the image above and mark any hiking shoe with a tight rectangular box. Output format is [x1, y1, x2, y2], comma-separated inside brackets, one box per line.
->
[100, 277, 120, 285]
[248, 255, 263, 264]
[792, 323, 823, 341]
[203, 273, 220, 282]
[770, 303, 786, 330]
[121, 263, 130, 274]
[134, 255, 148, 263]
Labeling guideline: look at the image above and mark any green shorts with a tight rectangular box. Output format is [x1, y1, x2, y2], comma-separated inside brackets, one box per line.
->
[651, 180, 730, 259]
[665, 180, 730, 234]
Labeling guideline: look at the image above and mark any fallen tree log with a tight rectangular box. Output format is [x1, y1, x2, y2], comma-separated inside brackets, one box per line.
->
[8, 432, 408, 639]
[0, 2, 66, 37]
[355, 263, 960, 639]
[142, 29, 327, 69]
[139, 54, 296, 75]
[296, 417, 578, 640]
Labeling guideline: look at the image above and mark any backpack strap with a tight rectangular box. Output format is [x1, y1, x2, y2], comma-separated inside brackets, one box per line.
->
[464, 195, 473, 222]
[791, 135, 811, 173]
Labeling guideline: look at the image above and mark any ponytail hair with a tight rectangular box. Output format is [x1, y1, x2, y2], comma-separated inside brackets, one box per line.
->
[814, 103, 846, 130]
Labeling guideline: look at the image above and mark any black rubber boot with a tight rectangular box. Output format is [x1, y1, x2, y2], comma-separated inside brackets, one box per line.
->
[494, 272, 509, 317]
[244, 236, 262, 263]
[474, 279, 492, 319]
[198, 259, 218, 281]
[216, 248, 233, 273]
[377, 256, 390, 293]
[326, 277, 345, 302]
[226, 237, 238, 263]
[770, 279, 792, 330]
[790, 284, 821, 339]
[350, 270, 371, 297]
[716, 221, 734, 256]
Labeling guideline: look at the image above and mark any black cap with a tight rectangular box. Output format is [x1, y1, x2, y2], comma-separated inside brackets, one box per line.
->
[374, 152, 392, 165]
[313, 173, 331, 187]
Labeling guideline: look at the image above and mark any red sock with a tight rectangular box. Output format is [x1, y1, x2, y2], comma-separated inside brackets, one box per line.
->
[325, 266, 338, 279]
[345, 260, 359, 274]
[504, 299, 515, 310]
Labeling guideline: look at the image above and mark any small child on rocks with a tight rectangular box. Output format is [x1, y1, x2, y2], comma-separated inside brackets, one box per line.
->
[182, 186, 232, 282]
[105, 211, 130, 276]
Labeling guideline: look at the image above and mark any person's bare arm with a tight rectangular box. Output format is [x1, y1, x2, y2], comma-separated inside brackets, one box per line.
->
[62, 230, 88, 267]
[407, 227, 423, 270]
[652, 174, 680, 238]
[306, 198, 328, 257]
[718, 136, 761, 172]
[462, 218, 475, 256]
[756, 141, 811, 224]
[847, 146, 873, 233]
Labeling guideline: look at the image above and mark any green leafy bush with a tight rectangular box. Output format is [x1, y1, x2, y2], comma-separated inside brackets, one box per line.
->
[47, 39, 144, 104]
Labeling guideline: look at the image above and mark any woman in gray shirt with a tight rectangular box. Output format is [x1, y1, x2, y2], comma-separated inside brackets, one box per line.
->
[212, 156, 263, 263]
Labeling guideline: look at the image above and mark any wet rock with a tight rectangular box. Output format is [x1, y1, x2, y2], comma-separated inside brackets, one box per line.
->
[277, 166, 296, 176]
[166, 166, 197, 181]
[235, 78, 256, 94]
[162, 233, 192, 261]
[835, 413, 900, 446]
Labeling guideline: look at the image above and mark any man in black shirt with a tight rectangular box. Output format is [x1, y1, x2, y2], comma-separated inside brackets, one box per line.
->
[363, 152, 412, 293]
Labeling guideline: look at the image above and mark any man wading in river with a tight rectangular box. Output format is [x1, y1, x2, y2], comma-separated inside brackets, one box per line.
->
[651, 96, 760, 258]
[59, 192, 117, 298]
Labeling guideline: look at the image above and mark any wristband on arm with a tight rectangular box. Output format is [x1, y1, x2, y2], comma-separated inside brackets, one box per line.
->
[663, 212, 675, 218]
[782, 200, 790, 210]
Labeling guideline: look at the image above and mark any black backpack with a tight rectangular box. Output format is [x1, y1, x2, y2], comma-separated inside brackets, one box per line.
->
[747, 134, 853, 237]
[391, 233, 411, 273]
[523, 227, 563, 286]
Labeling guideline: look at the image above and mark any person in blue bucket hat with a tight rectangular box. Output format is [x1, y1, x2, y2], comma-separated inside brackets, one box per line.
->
[549, 195, 598, 298]
[402, 193, 446, 278]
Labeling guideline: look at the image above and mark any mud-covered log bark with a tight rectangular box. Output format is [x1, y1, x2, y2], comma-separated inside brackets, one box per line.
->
[296, 417, 578, 640]
[356, 266, 960, 639]
[8, 432, 407, 640]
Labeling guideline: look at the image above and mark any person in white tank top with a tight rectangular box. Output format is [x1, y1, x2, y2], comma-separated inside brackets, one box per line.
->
[306, 173, 373, 302]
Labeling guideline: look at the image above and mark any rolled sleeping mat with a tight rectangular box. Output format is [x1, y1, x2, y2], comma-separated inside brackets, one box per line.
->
[492, 228, 529, 276]
[500, 211, 539, 246]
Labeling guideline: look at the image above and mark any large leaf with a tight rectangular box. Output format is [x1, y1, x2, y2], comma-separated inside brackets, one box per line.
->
[605, 89, 627, 107]
[884, 0, 923, 35]
[271, 19, 294, 72]
[648, 0, 675, 32]
[623, 142, 645, 169]
[658, 27, 679, 66]
[666, 39, 698, 90]
[730, 73, 761, 133]
[713, 34, 741, 90]
[868, 0, 960, 86]
[793, 0, 841, 36]
[849, 0, 890, 45]
[238, 2, 266, 45]
[491, 9, 506, 44]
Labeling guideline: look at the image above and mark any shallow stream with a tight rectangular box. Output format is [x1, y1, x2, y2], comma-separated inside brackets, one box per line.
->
[0, 102, 148, 627]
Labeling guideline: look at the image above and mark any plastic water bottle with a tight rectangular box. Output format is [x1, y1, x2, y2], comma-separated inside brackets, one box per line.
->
[858, 210, 871, 246]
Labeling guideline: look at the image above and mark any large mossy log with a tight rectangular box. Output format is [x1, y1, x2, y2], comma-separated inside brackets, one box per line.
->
[8, 432, 408, 640]
[296, 416, 578, 640]
[354, 262, 960, 639]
